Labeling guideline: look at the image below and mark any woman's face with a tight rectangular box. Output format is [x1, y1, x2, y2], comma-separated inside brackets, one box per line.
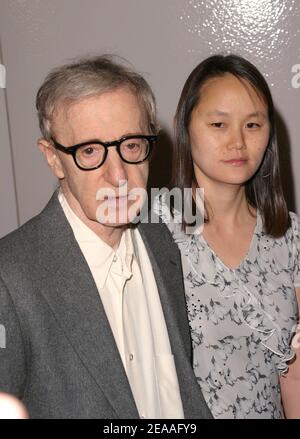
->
[188, 73, 270, 189]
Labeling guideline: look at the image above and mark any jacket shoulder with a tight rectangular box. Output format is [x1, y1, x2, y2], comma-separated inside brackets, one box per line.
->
[0, 191, 64, 268]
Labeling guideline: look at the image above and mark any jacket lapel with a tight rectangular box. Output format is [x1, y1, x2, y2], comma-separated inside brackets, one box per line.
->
[32, 193, 138, 418]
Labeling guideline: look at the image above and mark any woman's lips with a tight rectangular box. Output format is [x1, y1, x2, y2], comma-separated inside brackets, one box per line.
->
[222, 159, 248, 166]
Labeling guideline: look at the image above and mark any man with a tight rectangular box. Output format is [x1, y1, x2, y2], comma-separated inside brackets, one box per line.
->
[0, 56, 211, 419]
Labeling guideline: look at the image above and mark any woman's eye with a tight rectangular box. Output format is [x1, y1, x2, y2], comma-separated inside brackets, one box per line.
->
[246, 122, 260, 128]
[211, 122, 224, 128]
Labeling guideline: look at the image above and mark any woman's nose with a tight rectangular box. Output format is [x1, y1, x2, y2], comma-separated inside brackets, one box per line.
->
[228, 127, 246, 150]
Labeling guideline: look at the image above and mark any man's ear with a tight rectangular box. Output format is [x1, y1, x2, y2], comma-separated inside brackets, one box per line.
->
[38, 138, 65, 179]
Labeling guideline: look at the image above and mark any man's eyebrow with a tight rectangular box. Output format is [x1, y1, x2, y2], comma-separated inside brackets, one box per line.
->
[74, 131, 147, 144]
[118, 131, 146, 138]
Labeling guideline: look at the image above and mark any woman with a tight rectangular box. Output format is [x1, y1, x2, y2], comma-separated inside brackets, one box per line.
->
[155, 55, 300, 418]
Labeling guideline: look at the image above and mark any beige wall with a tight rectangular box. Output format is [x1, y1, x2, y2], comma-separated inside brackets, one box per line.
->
[0, 0, 299, 236]
[0, 42, 18, 237]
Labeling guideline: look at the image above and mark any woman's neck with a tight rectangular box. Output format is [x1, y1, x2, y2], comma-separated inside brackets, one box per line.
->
[198, 180, 258, 269]
[200, 181, 256, 230]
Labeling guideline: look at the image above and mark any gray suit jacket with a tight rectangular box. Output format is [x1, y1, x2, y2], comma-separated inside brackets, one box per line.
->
[0, 192, 212, 419]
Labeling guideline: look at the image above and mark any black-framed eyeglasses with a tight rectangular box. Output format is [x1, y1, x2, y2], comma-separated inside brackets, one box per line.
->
[51, 134, 157, 171]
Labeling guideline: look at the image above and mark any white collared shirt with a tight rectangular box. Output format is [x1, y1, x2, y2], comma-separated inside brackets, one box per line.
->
[58, 191, 184, 419]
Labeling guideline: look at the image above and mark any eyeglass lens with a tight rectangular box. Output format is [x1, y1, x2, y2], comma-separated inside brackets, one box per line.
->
[75, 137, 150, 169]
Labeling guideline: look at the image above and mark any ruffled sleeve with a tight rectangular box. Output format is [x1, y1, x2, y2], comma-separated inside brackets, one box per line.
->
[290, 212, 300, 288]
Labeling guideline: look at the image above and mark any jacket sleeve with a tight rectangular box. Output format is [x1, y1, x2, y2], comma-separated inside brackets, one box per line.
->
[0, 274, 27, 399]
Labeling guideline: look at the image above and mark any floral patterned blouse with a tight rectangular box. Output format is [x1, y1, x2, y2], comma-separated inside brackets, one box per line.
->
[155, 197, 300, 419]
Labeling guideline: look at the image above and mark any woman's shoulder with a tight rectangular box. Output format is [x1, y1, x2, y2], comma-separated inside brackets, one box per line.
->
[152, 190, 183, 229]
[152, 191, 196, 246]
[289, 211, 300, 230]
[287, 211, 300, 253]
[153, 191, 173, 234]
[259, 211, 300, 242]
[283, 211, 300, 245]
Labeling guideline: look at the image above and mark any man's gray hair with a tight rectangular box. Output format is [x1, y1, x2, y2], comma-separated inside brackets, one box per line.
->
[36, 55, 157, 140]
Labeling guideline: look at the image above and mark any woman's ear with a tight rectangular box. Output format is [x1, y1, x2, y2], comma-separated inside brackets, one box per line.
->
[38, 138, 65, 179]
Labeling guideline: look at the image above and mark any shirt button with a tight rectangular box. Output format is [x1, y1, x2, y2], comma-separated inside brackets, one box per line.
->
[113, 255, 117, 263]
[129, 353, 134, 361]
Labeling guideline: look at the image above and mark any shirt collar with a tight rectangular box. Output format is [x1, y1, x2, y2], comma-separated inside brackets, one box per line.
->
[58, 190, 134, 289]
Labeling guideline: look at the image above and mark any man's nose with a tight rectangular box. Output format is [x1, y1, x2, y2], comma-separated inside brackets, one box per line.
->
[103, 147, 128, 186]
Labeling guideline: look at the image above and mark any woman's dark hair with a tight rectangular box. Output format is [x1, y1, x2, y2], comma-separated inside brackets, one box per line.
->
[173, 54, 289, 237]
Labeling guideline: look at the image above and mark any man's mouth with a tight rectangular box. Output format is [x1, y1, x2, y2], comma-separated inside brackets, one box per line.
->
[101, 195, 129, 207]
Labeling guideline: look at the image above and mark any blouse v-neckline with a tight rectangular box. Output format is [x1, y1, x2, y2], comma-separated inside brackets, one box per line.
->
[198, 212, 262, 273]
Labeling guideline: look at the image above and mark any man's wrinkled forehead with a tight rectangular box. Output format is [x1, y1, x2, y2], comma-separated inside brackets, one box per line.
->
[51, 89, 148, 135]
[50, 88, 149, 143]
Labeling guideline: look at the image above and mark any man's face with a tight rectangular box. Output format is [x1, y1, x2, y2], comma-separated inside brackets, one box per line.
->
[40, 87, 150, 233]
